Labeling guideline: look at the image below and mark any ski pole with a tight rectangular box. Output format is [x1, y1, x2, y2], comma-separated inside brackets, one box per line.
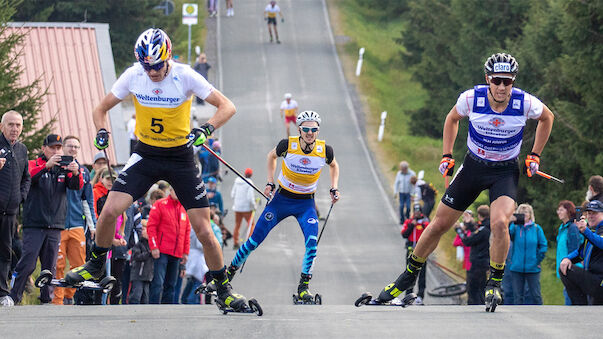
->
[535, 170, 565, 184]
[201, 143, 269, 200]
[102, 149, 114, 184]
[317, 203, 334, 246]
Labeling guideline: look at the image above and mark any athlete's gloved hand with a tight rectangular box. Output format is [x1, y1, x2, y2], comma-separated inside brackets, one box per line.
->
[438, 154, 455, 177]
[264, 17, 268, 21]
[265, 182, 276, 198]
[187, 123, 215, 148]
[330, 188, 340, 203]
[281, 18, 284, 23]
[524, 152, 540, 177]
[94, 129, 110, 150]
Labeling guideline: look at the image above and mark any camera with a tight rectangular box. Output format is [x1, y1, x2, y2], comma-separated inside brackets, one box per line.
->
[575, 207, 583, 221]
[58, 155, 73, 166]
[513, 213, 525, 225]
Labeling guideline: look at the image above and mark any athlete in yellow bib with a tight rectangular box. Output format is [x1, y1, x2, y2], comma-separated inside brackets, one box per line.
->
[226, 110, 340, 303]
[65, 28, 249, 311]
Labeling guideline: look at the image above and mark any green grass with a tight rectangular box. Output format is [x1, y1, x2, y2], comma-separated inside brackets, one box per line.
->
[329, 0, 563, 304]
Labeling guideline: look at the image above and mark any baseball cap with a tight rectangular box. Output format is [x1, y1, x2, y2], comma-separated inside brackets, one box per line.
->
[93, 151, 107, 163]
[43, 134, 62, 146]
[585, 200, 603, 213]
[244, 168, 253, 176]
[207, 177, 217, 183]
[464, 210, 473, 215]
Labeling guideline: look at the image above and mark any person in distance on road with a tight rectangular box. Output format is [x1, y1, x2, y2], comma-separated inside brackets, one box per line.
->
[373, 52, 555, 311]
[64, 28, 249, 311]
[219, 111, 340, 303]
[280, 93, 298, 137]
[264, 1, 284, 44]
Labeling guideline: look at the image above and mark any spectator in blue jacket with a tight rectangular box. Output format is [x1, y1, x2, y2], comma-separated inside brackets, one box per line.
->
[555, 200, 583, 305]
[206, 177, 223, 214]
[560, 200, 603, 305]
[509, 203, 547, 305]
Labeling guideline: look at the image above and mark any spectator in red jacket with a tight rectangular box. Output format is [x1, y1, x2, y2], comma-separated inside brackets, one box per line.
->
[147, 186, 191, 304]
[401, 204, 430, 305]
[453, 222, 472, 272]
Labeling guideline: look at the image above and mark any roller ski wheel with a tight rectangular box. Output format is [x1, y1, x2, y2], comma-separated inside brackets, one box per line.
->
[34, 270, 53, 288]
[292, 293, 322, 305]
[216, 298, 263, 316]
[354, 292, 416, 308]
[99, 276, 117, 293]
[484, 284, 502, 312]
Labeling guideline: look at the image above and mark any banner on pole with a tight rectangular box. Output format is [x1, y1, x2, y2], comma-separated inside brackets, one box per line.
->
[182, 3, 198, 25]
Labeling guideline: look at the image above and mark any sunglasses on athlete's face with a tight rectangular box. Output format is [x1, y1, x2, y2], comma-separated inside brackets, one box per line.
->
[488, 76, 515, 86]
[142, 61, 165, 72]
[300, 127, 319, 133]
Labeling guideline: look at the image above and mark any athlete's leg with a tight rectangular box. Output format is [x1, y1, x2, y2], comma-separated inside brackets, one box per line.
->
[188, 208, 223, 270]
[268, 23, 273, 41]
[413, 203, 463, 258]
[274, 25, 280, 42]
[296, 202, 319, 275]
[488, 195, 514, 265]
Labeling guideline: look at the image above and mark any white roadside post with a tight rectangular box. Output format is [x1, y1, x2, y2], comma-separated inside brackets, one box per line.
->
[182, 3, 198, 65]
[378, 111, 387, 142]
[355, 47, 365, 77]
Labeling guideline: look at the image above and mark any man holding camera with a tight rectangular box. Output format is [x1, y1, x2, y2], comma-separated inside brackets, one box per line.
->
[9, 134, 83, 304]
[0, 111, 30, 307]
[559, 200, 603, 305]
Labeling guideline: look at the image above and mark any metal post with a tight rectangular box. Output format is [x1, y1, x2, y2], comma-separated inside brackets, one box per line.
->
[187, 24, 192, 65]
[355, 47, 365, 76]
[378, 111, 387, 142]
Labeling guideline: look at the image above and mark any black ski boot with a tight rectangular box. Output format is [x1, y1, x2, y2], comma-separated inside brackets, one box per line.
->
[376, 270, 418, 303]
[297, 273, 314, 302]
[205, 264, 239, 293]
[214, 272, 246, 311]
[64, 249, 106, 285]
[485, 278, 502, 312]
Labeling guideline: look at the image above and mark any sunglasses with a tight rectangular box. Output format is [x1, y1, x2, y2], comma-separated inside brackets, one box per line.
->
[141, 61, 165, 72]
[300, 127, 319, 133]
[488, 76, 514, 86]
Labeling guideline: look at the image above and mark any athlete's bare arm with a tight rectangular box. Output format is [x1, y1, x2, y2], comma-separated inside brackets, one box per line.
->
[442, 106, 464, 155]
[204, 89, 236, 129]
[92, 93, 122, 131]
[329, 158, 340, 203]
[530, 105, 554, 155]
[264, 148, 278, 196]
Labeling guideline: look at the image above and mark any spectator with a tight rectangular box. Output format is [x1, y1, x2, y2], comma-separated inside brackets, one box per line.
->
[128, 224, 153, 304]
[52, 136, 97, 305]
[142, 189, 165, 221]
[210, 202, 230, 247]
[0, 111, 30, 307]
[586, 175, 603, 202]
[410, 175, 421, 205]
[417, 179, 437, 218]
[393, 161, 416, 223]
[193, 53, 211, 105]
[453, 222, 471, 272]
[127, 113, 137, 155]
[147, 187, 191, 304]
[560, 200, 603, 305]
[90, 151, 108, 181]
[556, 200, 584, 305]
[207, 0, 217, 17]
[231, 168, 257, 250]
[206, 177, 223, 214]
[508, 203, 547, 305]
[204, 142, 221, 181]
[225, 0, 234, 16]
[181, 226, 209, 304]
[10, 134, 82, 304]
[401, 204, 429, 305]
[457, 206, 491, 305]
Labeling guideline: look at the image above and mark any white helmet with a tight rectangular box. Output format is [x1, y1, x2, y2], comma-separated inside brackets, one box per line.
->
[284, 93, 292, 99]
[134, 28, 172, 66]
[296, 110, 321, 126]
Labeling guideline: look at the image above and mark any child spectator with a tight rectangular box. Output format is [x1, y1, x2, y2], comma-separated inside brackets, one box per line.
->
[129, 224, 153, 304]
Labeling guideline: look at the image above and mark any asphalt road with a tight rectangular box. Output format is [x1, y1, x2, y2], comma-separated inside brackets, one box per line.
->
[4, 1, 597, 338]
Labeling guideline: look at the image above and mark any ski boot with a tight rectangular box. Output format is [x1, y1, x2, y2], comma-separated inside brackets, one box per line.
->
[293, 273, 322, 305]
[376, 270, 418, 303]
[204, 264, 239, 294]
[484, 279, 502, 312]
[214, 275, 247, 312]
[64, 249, 106, 285]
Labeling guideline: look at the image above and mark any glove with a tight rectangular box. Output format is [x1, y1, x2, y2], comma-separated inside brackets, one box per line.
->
[524, 152, 540, 177]
[264, 17, 268, 21]
[187, 123, 215, 147]
[330, 188, 340, 201]
[281, 18, 284, 23]
[94, 129, 110, 150]
[438, 154, 455, 177]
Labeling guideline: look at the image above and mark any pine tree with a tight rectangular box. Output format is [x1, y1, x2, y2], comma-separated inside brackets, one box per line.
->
[0, 0, 53, 156]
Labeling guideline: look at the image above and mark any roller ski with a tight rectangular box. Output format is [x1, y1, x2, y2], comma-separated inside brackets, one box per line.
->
[292, 273, 322, 305]
[196, 264, 239, 295]
[354, 292, 416, 307]
[35, 269, 116, 294]
[484, 279, 502, 312]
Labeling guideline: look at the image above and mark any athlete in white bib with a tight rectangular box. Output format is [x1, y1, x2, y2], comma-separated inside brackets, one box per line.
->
[65, 28, 249, 311]
[280, 93, 298, 137]
[264, 1, 284, 43]
[370, 53, 554, 312]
